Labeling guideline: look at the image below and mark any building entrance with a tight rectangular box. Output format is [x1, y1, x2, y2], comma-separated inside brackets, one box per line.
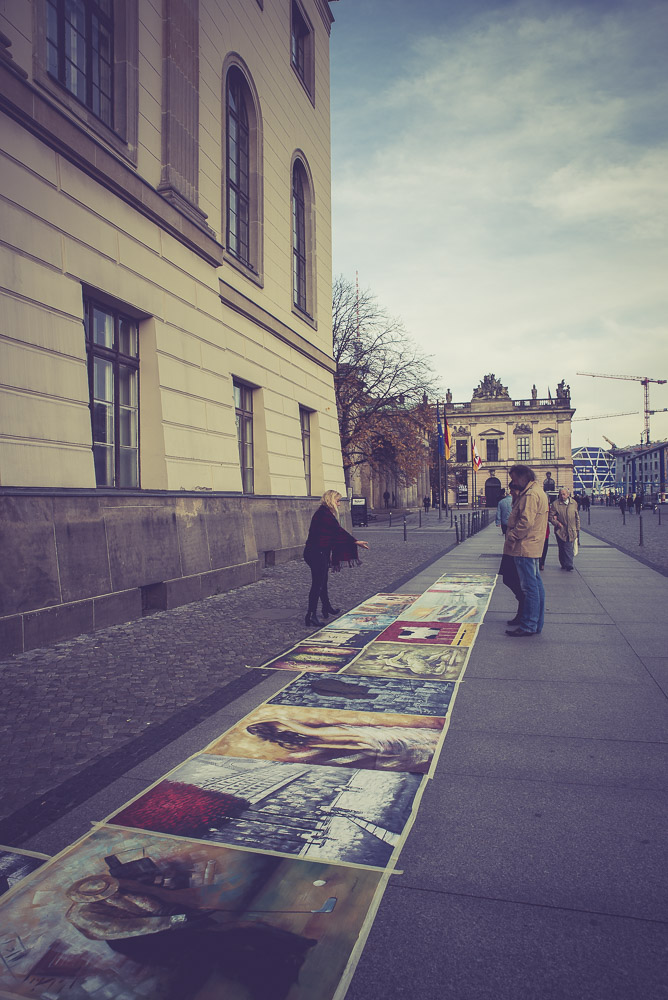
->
[484, 476, 503, 508]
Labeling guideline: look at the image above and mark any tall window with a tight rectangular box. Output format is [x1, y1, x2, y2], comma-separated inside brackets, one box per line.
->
[84, 299, 139, 488]
[234, 381, 254, 494]
[517, 436, 530, 461]
[291, 2, 308, 83]
[46, 0, 113, 127]
[226, 69, 250, 264]
[300, 407, 311, 494]
[456, 440, 468, 463]
[542, 436, 556, 461]
[292, 165, 307, 313]
[486, 439, 499, 462]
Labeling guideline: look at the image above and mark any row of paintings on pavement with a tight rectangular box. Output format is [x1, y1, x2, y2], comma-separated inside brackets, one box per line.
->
[0, 574, 496, 1000]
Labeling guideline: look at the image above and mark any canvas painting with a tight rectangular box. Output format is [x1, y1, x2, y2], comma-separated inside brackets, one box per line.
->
[343, 642, 469, 682]
[206, 704, 445, 774]
[325, 613, 399, 631]
[396, 594, 490, 623]
[307, 627, 384, 648]
[0, 849, 48, 898]
[109, 755, 422, 869]
[351, 594, 421, 615]
[376, 621, 477, 647]
[0, 826, 382, 1000]
[258, 643, 363, 673]
[431, 574, 496, 588]
[270, 671, 456, 718]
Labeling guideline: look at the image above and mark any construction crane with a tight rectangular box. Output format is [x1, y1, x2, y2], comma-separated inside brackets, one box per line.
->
[577, 373, 667, 443]
[573, 410, 636, 422]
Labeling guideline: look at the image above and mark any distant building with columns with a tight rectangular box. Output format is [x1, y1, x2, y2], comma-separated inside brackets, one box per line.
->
[444, 375, 575, 507]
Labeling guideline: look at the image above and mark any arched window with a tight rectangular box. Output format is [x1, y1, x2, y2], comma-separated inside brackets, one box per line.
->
[291, 157, 314, 318]
[223, 60, 263, 276]
[226, 68, 250, 264]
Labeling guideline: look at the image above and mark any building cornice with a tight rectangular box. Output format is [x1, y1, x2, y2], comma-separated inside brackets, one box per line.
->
[0, 61, 224, 268]
[219, 279, 336, 375]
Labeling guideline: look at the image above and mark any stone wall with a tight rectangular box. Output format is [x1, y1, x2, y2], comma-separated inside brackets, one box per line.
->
[0, 492, 343, 655]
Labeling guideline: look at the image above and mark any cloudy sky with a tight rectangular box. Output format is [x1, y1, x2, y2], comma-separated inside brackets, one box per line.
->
[329, 0, 668, 449]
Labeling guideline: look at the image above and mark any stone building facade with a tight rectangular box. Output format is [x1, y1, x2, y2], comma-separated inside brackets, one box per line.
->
[444, 375, 575, 507]
[0, 0, 344, 653]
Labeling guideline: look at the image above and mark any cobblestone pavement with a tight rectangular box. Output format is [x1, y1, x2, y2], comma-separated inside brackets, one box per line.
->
[0, 521, 458, 841]
[579, 505, 668, 575]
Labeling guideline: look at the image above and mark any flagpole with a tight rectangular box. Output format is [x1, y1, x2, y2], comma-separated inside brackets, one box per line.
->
[437, 400, 443, 521]
[444, 419, 449, 516]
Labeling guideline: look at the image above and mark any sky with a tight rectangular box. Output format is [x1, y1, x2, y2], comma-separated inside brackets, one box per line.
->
[328, 0, 668, 450]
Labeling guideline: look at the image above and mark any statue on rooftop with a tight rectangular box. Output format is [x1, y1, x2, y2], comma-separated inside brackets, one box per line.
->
[472, 374, 510, 400]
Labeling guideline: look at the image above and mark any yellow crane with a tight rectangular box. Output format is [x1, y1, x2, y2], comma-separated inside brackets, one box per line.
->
[577, 373, 667, 443]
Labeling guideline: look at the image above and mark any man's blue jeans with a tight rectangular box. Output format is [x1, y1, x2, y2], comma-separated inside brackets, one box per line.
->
[514, 556, 545, 633]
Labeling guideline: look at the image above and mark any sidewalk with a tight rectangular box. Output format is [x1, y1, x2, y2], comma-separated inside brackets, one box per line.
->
[346, 525, 668, 1000]
[2, 521, 666, 999]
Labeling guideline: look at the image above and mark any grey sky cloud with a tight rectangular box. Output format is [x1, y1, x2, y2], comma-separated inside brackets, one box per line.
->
[330, 0, 668, 446]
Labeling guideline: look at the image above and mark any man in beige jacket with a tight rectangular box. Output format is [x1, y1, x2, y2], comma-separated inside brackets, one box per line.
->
[503, 465, 549, 636]
[549, 486, 580, 571]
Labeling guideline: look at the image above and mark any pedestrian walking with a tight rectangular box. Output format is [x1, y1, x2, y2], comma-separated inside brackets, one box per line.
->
[627, 494, 634, 514]
[549, 487, 580, 571]
[423, 496, 430, 512]
[383, 490, 390, 509]
[495, 490, 512, 535]
[503, 465, 549, 637]
[635, 494, 642, 515]
[303, 490, 369, 627]
[619, 496, 626, 515]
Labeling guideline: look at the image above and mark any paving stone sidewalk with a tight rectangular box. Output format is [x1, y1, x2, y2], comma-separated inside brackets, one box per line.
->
[0, 521, 457, 843]
[579, 505, 668, 574]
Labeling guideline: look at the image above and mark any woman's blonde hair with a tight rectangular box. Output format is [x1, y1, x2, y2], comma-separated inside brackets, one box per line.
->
[321, 490, 342, 516]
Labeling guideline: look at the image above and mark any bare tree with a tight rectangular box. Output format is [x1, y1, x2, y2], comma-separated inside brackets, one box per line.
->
[332, 276, 441, 487]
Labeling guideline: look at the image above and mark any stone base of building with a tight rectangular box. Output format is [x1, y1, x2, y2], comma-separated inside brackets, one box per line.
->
[0, 491, 335, 656]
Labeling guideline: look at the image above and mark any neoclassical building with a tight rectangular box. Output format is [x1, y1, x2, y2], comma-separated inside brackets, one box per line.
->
[444, 375, 575, 506]
[0, 0, 343, 653]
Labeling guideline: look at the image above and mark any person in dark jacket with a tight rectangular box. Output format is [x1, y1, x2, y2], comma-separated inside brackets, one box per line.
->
[303, 490, 369, 626]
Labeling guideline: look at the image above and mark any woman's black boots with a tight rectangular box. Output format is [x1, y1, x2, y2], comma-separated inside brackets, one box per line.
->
[305, 611, 322, 627]
[321, 605, 340, 619]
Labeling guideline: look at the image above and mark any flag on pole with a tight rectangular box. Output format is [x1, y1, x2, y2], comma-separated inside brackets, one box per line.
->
[548, 386, 552, 402]
[471, 437, 482, 469]
[437, 403, 445, 458]
[444, 411, 451, 461]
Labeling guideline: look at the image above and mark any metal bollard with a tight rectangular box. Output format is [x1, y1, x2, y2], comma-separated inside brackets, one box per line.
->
[450, 509, 453, 528]
[403, 515, 407, 542]
[622, 510, 625, 525]
[455, 520, 460, 544]
[419, 509, 422, 528]
[389, 512, 392, 528]
[639, 515, 643, 546]
[467, 512, 471, 536]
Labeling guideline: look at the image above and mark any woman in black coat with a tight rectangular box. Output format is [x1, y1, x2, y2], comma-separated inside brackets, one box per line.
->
[303, 490, 369, 626]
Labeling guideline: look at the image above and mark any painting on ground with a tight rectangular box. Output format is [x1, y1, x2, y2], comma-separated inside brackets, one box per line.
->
[343, 642, 469, 682]
[308, 627, 384, 648]
[206, 704, 445, 774]
[0, 826, 381, 1000]
[351, 594, 421, 615]
[259, 643, 363, 672]
[376, 621, 477, 646]
[270, 671, 456, 717]
[431, 574, 496, 589]
[0, 848, 48, 898]
[109, 755, 422, 869]
[396, 592, 491, 624]
[325, 612, 399, 631]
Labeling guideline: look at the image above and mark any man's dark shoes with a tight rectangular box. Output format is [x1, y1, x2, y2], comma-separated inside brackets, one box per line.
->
[506, 616, 521, 625]
[505, 628, 536, 637]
